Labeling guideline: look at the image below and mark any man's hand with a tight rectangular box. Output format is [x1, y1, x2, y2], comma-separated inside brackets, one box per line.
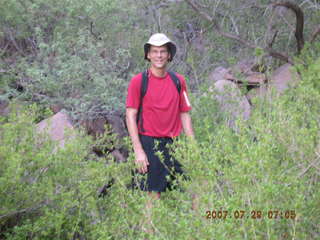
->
[180, 112, 194, 138]
[126, 108, 149, 174]
[135, 150, 149, 174]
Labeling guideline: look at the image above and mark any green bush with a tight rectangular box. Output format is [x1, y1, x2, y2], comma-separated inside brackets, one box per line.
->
[1, 0, 143, 120]
[166, 57, 320, 239]
[15, 33, 132, 120]
[2, 61, 320, 239]
[1, 1, 320, 238]
[0, 104, 113, 239]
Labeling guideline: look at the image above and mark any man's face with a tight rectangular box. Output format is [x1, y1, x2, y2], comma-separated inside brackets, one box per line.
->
[147, 45, 171, 70]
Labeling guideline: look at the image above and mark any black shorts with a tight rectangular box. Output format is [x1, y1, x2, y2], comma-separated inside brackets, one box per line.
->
[131, 134, 187, 192]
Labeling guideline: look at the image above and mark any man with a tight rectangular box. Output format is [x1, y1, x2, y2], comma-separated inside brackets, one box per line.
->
[126, 33, 194, 198]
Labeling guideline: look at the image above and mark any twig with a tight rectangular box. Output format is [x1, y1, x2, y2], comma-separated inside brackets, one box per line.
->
[27, 37, 38, 55]
[0, 200, 48, 220]
[297, 159, 319, 178]
[7, 28, 26, 56]
[278, 8, 295, 31]
[90, 22, 99, 40]
[184, 0, 293, 63]
[268, 30, 278, 48]
[0, 40, 10, 55]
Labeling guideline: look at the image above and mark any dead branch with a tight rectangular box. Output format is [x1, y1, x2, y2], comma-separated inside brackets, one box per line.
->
[310, 24, 320, 43]
[268, 30, 279, 48]
[151, 3, 162, 32]
[266, 8, 278, 48]
[297, 159, 319, 178]
[90, 22, 100, 40]
[0, 40, 10, 54]
[6, 29, 27, 57]
[273, 1, 305, 54]
[26, 37, 38, 56]
[184, 0, 255, 49]
[0, 200, 48, 220]
[184, 0, 292, 63]
[266, 46, 292, 64]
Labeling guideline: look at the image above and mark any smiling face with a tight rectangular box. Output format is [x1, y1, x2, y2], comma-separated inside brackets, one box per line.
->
[147, 45, 171, 70]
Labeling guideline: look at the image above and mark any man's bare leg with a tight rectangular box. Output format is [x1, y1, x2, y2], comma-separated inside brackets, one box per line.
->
[141, 192, 160, 234]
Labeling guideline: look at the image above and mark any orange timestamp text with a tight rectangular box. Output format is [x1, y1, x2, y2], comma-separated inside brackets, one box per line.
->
[205, 210, 296, 220]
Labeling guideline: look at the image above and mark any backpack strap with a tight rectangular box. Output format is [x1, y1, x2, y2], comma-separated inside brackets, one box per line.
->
[137, 70, 148, 132]
[137, 70, 181, 133]
[168, 71, 181, 94]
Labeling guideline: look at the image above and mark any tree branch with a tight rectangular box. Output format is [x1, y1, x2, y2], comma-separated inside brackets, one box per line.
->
[6, 28, 27, 57]
[184, 0, 213, 22]
[0, 200, 48, 220]
[185, 0, 292, 63]
[90, 22, 100, 40]
[265, 46, 292, 64]
[184, 0, 256, 49]
[273, 1, 305, 54]
[0, 40, 10, 54]
[268, 30, 279, 48]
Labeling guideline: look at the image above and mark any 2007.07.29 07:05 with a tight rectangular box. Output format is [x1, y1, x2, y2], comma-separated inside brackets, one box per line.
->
[205, 210, 296, 220]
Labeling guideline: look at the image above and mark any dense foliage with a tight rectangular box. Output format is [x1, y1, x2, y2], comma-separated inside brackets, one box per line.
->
[1, 0, 320, 120]
[1, 0, 320, 239]
[0, 49, 319, 239]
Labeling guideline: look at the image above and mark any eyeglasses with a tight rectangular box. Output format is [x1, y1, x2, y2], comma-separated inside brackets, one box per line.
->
[149, 49, 169, 56]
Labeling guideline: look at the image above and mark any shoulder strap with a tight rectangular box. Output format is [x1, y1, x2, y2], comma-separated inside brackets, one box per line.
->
[137, 70, 148, 132]
[141, 70, 149, 98]
[168, 71, 181, 94]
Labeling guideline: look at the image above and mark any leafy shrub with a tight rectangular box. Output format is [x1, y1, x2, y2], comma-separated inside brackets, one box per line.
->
[165, 58, 320, 239]
[0, 104, 113, 239]
[15, 33, 132, 120]
[1, 0, 144, 121]
[2, 1, 320, 239]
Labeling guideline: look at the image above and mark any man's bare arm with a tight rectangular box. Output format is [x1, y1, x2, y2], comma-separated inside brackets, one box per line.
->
[126, 108, 149, 173]
[180, 112, 195, 138]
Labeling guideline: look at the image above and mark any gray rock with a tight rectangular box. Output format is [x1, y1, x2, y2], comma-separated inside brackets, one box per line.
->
[213, 80, 251, 129]
[246, 84, 268, 102]
[208, 67, 234, 83]
[36, 111, 75, 149]
[245, 72, 267, 85]
[269, 64, 300, 93]
[232, 58, 256, 75]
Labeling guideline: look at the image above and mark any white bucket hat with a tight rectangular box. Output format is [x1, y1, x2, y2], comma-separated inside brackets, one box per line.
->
[144, 33, 177, 61]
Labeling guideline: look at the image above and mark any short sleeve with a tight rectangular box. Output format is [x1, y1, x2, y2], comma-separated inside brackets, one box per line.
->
[178, 75, 192, 112]
[126, 73, 142, 109]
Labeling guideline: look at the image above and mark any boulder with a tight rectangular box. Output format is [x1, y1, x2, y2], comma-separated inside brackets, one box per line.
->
[209, 66, 266, 87]
[232, 58, 267, 75]
[110, 149, 127, 163]
[246, 64, 300, 102]
[244, 72, 267, 85]
[232, 58, 255, 75]
[246, 84, 268, 102]
[269, 64, 300, 93]
[81, 113, 127, 140]
[36, 111, 75, 149]
[80, 113, 128, 162]
[208, 67, 235, 82]
[212, 80, 251, 129]
[49, 104, 64, 114]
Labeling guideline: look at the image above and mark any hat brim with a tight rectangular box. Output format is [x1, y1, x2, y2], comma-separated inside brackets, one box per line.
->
[144, 42, 176, 61]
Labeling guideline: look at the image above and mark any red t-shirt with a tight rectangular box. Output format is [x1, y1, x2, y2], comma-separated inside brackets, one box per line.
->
[126, 70, 192, 138]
